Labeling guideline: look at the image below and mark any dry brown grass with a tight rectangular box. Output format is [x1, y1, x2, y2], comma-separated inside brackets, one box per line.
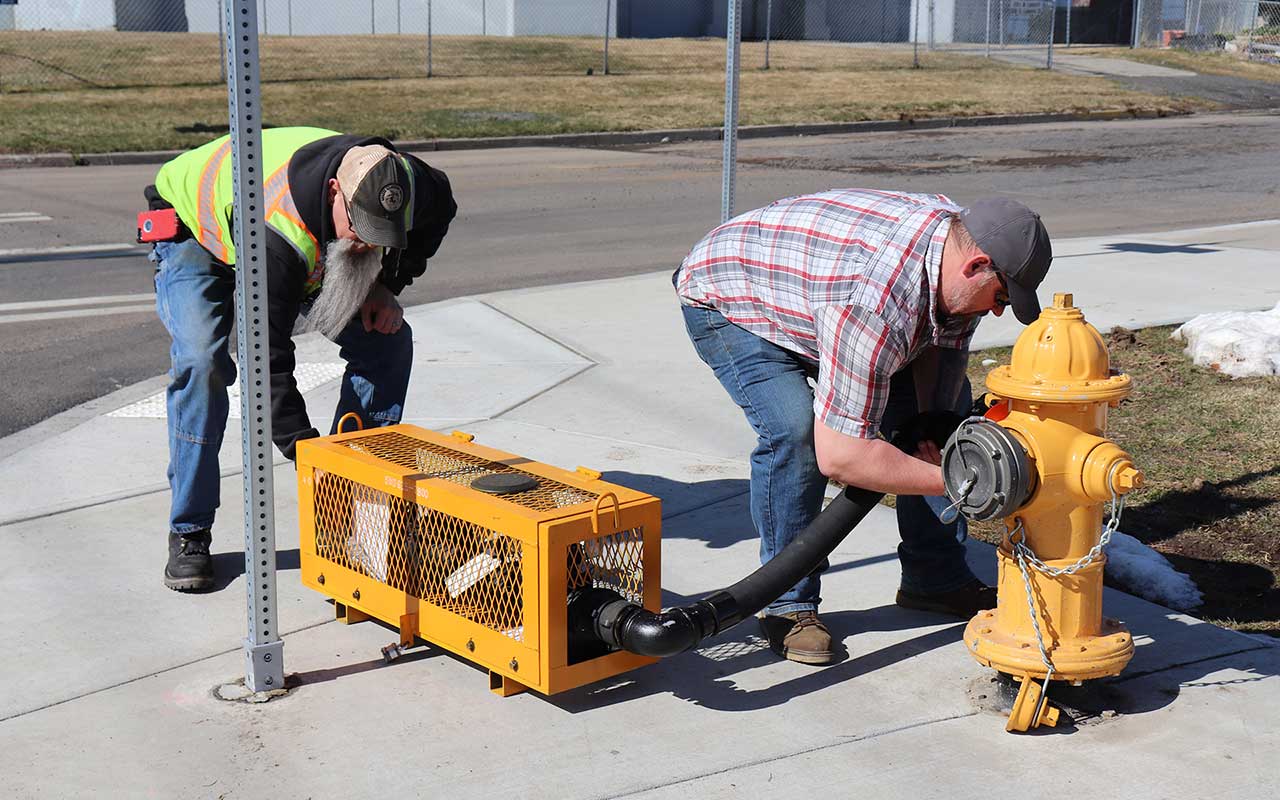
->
[0, 48, 1199, 154]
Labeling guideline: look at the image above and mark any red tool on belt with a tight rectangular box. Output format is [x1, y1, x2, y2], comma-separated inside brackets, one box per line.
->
[136, 208, 180, 243]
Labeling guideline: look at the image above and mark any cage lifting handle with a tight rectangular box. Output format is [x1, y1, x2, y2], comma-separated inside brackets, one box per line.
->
[336, 412, 364, 433]
[592, 492, 621, 535]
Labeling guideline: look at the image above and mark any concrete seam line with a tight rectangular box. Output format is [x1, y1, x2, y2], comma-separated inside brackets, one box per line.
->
[475, 299, 600, 363]
[1108, 644, 1275, 684]
[497, 416, 749, 466]
[603, 711, 980, 800]
[0, 619, 334, 725]
[1, 108, 1206, 170]
[0, 459, 290, 527]
[659, 489, 752, 521]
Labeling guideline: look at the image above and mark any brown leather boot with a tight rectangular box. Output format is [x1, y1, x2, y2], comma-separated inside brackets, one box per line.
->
[758, 610, 834, 665]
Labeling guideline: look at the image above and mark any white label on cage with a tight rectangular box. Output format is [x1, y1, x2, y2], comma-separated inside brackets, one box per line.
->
[347, 498, 391, 583]
[446, 552, 501, 599]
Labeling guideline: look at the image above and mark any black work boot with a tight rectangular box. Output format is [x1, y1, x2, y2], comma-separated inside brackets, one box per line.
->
[164, 530, 214, 592]
[895, 578, 996, 619]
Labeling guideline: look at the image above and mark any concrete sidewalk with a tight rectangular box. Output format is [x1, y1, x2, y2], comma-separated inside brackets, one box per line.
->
[2, 221, 1279, 798]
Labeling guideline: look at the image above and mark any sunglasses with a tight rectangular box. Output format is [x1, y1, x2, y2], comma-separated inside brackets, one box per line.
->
[991, 267, 1011, 309]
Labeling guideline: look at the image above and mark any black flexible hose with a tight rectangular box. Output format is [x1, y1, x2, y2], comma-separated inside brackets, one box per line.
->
[578, 410, 963, 658]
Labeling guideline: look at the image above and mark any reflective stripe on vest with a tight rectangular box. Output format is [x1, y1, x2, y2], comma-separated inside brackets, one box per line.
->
[155, 127, 338, 269]
[263, 162, 325, 295]
[196, 140, 233, 263]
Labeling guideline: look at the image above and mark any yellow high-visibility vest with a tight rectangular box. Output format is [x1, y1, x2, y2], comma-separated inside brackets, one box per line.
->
[155, 126, 337, 271]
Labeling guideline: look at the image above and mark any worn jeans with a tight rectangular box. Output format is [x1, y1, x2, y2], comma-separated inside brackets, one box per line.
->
[680, 304, 975, 615]
[152, 238, 412, 535]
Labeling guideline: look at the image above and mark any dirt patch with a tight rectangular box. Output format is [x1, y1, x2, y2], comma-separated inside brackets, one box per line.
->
[968, 324, 1280, 638]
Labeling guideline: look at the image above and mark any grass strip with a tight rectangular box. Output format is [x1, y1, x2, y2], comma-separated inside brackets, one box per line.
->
[0, 36, 1202, 154]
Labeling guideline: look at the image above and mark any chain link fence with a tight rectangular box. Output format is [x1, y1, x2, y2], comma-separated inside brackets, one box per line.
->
[1134, 0, 1280, 59]
[1, 0, 1276, 92]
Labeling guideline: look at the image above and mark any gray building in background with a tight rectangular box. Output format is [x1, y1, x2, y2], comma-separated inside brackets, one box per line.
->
[3, 0, 911, 40]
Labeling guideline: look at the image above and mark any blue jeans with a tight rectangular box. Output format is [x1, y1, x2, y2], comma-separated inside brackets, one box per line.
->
[152, 238, 413, 535]
[680, 304, 975, 615]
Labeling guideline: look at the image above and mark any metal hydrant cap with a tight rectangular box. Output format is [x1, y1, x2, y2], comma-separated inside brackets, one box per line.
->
[986, 293, 1132, 403]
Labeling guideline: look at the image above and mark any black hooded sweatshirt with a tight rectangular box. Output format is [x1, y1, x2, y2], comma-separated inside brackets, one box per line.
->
[150, 132, 457, 460]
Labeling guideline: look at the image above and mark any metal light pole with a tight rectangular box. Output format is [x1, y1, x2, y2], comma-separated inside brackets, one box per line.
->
[604, 0, 611, 75]
[262, 0, 267, 35]
[1047, 0, 1056, 68]
[986, 0, 992, 56]
[371, 0, 376, 34]
[1066, 0, 1072, 46]
[765, 0, 773, 69]
[1247, 0, 1259, 58]
[222, 0, 283, 695]
[927, 0, 935, 49]
[482, 0, 486, 35]
[721, 0, 742, 224]
[1000, 0, 1005, 46]
[1133, 0, 1143, 46]
[287, 0, 292, 35]
[397, 0, 401, 34]
[427, 0, 433, 76]
[913, 0, 921, 67]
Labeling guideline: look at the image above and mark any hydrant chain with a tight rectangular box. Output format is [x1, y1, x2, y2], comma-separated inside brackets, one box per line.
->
[1010, 461, 1128, 579]
[1003, 464, 1129, 721]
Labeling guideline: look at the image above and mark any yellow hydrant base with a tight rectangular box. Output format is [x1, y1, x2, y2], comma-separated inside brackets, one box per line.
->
[965, 607, 1134, 681]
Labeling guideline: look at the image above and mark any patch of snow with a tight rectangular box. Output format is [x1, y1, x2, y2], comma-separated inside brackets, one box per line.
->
[1105, 531, 1203, 611]
[1171, 302, 1280, 378]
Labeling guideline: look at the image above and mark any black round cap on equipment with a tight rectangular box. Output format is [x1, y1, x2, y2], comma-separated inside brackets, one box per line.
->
[471, 473, 540, 495]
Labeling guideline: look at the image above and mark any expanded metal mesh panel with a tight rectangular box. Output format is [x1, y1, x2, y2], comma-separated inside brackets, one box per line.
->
[347, 431, 597, 512]
[567, 527, 646, 605]
[314, 471, 526, 641]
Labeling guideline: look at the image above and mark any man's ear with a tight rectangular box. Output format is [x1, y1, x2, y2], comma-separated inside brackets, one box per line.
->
[960, 252, 991, 278]
[327, 178, 340, 203]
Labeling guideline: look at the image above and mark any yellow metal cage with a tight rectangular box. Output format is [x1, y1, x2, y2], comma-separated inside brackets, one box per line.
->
[296, 424, 662, 696]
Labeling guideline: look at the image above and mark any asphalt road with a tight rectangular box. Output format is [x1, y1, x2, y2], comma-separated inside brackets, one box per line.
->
[1, 110, 1277, 438]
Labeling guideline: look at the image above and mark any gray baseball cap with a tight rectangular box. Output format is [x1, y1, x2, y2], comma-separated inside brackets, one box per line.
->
[336, 144, 412, 249]
[958, 197, 1053, 325]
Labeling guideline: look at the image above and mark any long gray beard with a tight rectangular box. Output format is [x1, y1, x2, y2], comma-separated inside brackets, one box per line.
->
[303, 239, 384, 339]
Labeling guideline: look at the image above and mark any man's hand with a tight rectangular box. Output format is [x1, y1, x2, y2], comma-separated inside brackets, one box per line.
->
[914, 439, 942, 466]
[360, 283, 404, 334]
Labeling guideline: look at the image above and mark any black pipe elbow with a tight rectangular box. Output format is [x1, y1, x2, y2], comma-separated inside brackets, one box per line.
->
[576, 410, 958, 660]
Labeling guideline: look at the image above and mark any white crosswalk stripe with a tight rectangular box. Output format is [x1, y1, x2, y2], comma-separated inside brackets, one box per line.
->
[0, 211, 53, 224]
[0, 291, 156, 324]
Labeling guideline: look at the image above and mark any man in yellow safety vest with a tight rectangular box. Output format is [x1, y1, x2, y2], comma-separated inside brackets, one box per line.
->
[144, 127, 456, 592]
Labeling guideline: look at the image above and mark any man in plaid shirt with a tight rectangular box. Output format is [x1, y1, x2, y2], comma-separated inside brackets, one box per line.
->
[675, 189, 1052, 664]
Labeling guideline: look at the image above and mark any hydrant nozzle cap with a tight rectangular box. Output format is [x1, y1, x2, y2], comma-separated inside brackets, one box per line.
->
[1116, 465, 1144, 493]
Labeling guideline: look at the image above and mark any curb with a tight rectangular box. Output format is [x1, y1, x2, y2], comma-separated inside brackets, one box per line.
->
[0, 107, 1189, 170]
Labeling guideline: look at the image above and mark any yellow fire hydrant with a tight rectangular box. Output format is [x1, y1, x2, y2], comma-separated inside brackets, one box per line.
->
[943, 293, 1144, 732]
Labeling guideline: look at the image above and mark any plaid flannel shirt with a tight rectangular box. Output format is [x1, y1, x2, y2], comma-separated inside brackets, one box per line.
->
[676, 189, 980, 439]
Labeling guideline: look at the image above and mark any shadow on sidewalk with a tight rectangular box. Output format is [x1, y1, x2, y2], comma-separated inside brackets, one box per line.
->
[535, 588, 1280, 728]
[602, 470, 753, 549]
[210, 548, 300, 592]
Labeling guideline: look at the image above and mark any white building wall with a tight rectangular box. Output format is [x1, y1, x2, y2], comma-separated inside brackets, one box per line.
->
[6, 0, 619, 36]
[512, 0, 614, 36]
[10, 0, 116, 30]
[908, 0, 958, 44]
[185, 0, 616, 37]
[184, 0, 511, 36]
